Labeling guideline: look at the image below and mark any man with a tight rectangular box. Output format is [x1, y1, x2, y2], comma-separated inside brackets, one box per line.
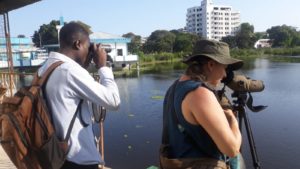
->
[38, 22, 120, 169]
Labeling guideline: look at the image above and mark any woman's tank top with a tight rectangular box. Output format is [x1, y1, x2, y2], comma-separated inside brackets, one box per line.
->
[163, 79, 224, 160]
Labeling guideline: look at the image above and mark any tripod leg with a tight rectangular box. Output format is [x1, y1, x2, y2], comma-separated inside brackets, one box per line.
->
[242, 111, 261, 169]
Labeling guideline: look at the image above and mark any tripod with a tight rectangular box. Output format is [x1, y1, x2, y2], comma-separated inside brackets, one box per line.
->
[231, 91, 267, 169]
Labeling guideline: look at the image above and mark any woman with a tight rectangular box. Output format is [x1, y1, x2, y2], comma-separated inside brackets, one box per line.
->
[160, 39, 244, 169]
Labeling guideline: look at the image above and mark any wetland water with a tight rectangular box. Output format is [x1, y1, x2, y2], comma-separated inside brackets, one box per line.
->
[9, 58, 300, 169]
[105, 58, 300, 169]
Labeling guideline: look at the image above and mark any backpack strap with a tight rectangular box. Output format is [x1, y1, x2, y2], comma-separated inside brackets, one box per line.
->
[37, 61, 85, 141]
[32, 61, 64, 86]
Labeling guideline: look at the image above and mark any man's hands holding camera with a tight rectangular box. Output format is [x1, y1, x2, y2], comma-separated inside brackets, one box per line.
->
[89, 43, 107, 69]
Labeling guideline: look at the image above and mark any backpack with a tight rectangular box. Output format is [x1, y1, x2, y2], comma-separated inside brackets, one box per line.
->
[0, 61, 81, 169]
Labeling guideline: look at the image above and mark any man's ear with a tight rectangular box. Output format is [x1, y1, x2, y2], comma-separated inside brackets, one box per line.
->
[73, 40, 81, 50]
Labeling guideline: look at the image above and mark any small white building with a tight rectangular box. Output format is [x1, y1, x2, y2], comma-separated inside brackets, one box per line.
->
[186, 0, 240, 41]
[90, 32, 138, 68]
[254, 39, 272, 48]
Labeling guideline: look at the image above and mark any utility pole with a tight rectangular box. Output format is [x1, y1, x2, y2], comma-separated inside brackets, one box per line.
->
[39, 33, 42, 47]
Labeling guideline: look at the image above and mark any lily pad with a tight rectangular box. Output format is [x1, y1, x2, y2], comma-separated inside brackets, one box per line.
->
[151, 95, 164, 100]
[128, 113, 135, 117]
[147, 166, 159, 169]
[135, 125, 143, 128]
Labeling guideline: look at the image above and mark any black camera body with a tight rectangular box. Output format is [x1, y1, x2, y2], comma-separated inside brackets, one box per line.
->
[88, 43, 112, 57]
[87, 43, 113, 67]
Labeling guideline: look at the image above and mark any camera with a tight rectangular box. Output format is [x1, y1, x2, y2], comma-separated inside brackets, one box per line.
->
[88, 43, 112, 58]
[87, 43, 113, 67]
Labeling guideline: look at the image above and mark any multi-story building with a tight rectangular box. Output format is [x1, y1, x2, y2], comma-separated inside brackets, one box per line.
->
[186, 0, 240, 41]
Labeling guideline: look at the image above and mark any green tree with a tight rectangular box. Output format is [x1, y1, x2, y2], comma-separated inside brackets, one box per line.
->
[293, 32, 300, 46]
[254, 32, 268, 40]
[143, 30, 176, 53]
[267, 25, 299, 47]
[32, 20, 60, 47]
[221, 36, 237, 48]
[122, 32, 142, 54]
[235, 23, 256, 49]
[171, 30, 200, 52]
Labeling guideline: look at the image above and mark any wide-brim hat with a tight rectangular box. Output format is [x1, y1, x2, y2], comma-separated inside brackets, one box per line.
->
[183, 39, 243, 70]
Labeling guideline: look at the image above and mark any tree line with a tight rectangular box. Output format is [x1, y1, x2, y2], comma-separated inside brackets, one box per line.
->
[30, 20, 300, 56]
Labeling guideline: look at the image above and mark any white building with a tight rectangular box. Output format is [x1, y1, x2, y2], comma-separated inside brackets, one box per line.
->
[90, 32, 138, 68]
[254, 39, 272, 48]
[186, 0, 240, 41]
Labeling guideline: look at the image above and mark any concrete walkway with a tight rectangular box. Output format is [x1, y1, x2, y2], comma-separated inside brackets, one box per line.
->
[0, 145, 113, 169]
[0, 145, 16, 169]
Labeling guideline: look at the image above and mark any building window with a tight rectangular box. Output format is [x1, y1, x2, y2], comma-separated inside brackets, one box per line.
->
[117, 49, 123, 56]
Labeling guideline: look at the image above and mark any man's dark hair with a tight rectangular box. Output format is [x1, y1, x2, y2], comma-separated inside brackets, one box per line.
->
[59, 22, 89, 48]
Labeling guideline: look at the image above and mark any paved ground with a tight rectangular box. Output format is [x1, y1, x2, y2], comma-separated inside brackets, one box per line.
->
[0, 145, 112, 169]
[0, 145, 16, 169]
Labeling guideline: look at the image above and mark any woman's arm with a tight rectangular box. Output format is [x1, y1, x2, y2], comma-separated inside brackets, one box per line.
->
[184, 86, 242, 157]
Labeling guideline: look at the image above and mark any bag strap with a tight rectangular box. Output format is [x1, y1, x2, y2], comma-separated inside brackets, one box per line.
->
[32, 61, 64, 86]
[64, 99, 83, 141]
[38, 61, 84, 141]
[162, 79, 179, 145]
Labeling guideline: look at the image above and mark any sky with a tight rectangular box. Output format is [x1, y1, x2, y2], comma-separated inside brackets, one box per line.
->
[6, 0, 300, 38]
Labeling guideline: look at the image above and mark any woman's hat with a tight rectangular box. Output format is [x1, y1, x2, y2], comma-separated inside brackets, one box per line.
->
[183, 39, 243, 70]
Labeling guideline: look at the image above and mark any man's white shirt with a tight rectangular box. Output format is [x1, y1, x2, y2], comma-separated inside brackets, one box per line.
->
[38, 52, 120, 165]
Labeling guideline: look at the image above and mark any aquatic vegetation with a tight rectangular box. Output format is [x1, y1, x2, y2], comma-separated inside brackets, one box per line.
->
[135, 125, 143, 128]
[151, 95, 164, 100]
[146, 166, 159, 169]
[128, 113, 135, 117]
